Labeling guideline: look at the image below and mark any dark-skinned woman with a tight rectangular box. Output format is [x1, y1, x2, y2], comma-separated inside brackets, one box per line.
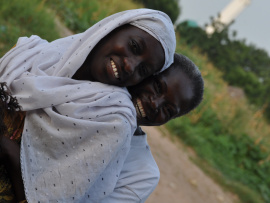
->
[0, 9, 176, 202]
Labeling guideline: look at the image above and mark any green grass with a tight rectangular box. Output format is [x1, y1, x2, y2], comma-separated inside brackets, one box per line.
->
[168, 36, 270, 202]
[44, 0, 143, 33]
[191, 157, 265, 203]
[0, 0, 60, 57]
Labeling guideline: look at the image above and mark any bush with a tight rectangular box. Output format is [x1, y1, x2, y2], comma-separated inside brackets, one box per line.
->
[167, 108, 270, 202]
[45, 0, 142, 33]
[134, 0, 180, 23]
[0, 0, 59, 57]
[177, 21, 270, 122]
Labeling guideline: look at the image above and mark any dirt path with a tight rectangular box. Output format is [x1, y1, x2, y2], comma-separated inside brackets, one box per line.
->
[143, 126, 237, 203]
[54, 17, 74, 37]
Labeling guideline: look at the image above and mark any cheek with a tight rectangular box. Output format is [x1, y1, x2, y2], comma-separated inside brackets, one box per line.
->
[153, 111, 167, 125]
[151, 49, 165, 70]
[160, 117, 168, 125]
[131, 74, 144, 86]
[123, 75, 140, 87]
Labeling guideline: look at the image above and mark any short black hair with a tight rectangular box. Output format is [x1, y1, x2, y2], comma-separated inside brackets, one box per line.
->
[171, 53, 204, 116]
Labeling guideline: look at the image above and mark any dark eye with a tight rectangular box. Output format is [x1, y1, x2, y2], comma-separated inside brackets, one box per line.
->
[130, 39, 140, 54]
[139, 63, 148, 77]
[154, 79, 162, 94]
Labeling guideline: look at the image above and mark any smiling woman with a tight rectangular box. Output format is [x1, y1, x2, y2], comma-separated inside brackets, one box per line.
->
[73, 24, 165, 86]
[128, 53, 204, 126]
[0, 8, 176, 203]
[0, 8, 175, 88]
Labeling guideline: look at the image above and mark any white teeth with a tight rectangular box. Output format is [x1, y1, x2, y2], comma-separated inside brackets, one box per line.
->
[135, 98, 146, 118]
[110, 59, 119, 78]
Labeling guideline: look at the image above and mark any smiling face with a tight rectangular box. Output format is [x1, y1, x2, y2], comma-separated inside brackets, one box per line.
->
[72, 24, 165, 87]
[128, 66, 194, 126]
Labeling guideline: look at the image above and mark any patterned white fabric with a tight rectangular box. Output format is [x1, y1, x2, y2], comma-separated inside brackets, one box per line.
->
[0, 8, 175, 202]
[19, 80, 136, 202]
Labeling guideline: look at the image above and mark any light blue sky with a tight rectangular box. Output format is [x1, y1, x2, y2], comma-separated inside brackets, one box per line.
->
[177, 0, 270, 55]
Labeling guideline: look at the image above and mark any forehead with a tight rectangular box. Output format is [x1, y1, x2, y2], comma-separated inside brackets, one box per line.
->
[159, 68, 193, 114]
[113, 25, 165, 69]
[142, 34, 164, 70]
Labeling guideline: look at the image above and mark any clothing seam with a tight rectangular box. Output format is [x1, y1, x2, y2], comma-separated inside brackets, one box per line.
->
[123, 185, 142, 202]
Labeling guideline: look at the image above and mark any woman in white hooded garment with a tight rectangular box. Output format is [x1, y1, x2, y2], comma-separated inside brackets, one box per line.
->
[0, 8, 176, 202]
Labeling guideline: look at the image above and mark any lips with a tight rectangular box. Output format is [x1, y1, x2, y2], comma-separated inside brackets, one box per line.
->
[110, 59, 119, 79]
[135, 98, 146, 118]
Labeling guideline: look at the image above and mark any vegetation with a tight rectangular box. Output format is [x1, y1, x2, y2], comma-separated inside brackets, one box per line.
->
[45, 0, 143, 33]
[1, 0, 270, 202]
[0, 0, 142, 56]
[177, 20, 270, 121]
[0, 0, 60, 57]
[134, 0, 180, 23]
[167, 37, 270, 202]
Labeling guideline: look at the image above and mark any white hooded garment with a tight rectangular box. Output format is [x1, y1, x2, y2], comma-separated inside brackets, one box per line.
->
[0, 9, 176, 202]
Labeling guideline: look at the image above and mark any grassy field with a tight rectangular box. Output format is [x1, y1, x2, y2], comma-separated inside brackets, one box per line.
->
[170, 36, 270, 203]
[1, 1, 269, 202]
[0, 0, 60, 56]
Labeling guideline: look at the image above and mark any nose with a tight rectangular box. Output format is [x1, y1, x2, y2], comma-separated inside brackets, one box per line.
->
[123, 56, 140, 76]
[150, 95, 164, 113]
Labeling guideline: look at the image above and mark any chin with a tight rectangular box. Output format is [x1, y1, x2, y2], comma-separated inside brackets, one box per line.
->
[137, 119, 147, 126]
[137, 120, 155, 127]
[138, 119, 166, 126]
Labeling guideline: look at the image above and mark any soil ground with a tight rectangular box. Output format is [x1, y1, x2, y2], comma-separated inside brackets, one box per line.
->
[143, 126, 238, 203]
